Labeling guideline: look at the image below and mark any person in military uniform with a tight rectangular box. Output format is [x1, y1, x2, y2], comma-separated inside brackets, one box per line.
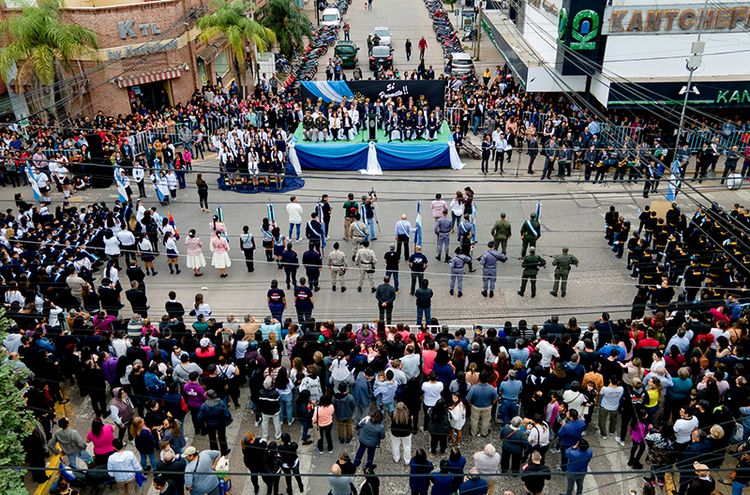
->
[434, 209, 452, 262]
[448, 247, 471, 297]
[518, 247, 546, 298]
[550, 247, 579, 298]
[479, 241, 507, 298]
[520, 213, 541, 257]
[302, 111, 315, 141]
[315, 112, 329, 142]
[490, 212, 512, 255]
[355, 240, 377, 293]
[349, 213, 368, 261]
[328, 242, 347, 292]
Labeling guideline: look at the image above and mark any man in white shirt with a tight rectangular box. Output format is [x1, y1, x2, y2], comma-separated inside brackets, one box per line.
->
[536, 336, 559, 369]
[286, 195, 304, 242]
[665, 327, 694, 356]
[107, 439, 142, 493]
[598, 377, 624, 443]
[673, 407, 699, 447]
[400, 345, 421, 380]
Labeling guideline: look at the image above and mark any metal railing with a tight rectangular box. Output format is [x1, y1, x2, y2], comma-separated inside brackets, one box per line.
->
[684, 128, 750, 152]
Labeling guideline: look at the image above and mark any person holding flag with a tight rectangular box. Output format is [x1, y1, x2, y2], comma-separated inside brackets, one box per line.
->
[26, 165, 50, 203]
[114, 168, 132, 203]
[520, 212, 541, 257]
[305, 212, 325, 252]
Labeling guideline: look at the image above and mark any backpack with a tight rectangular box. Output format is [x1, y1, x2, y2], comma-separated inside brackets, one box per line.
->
[698, 348, 710, 370]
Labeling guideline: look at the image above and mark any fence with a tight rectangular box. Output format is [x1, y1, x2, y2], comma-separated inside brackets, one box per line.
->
[684, 128, 750, 152]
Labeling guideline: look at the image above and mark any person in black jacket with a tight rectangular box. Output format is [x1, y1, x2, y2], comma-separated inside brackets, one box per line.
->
[280, 243, 299, 290]
[125, 281, 149, 317]
[480, 135, 492, 175]
[242, 432, 263, 494]
[197, 389, 232, 455]
[155, 449, 187, 494]
[521, 451, 551, 495]
[259, 376, 282, 440]
[279, 432, 304, 495]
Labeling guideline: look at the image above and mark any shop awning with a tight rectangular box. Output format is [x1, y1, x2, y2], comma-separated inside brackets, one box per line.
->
[117, 67, 183, 89]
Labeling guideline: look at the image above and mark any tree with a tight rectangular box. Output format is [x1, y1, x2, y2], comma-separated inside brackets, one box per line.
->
[0, 0, 99, 118]
[197, 0, 276, 97]
[0, 310, 35, 495]
[259, 0, 311, 59]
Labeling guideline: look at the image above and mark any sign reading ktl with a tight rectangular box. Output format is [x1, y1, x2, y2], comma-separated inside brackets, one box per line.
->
[118, 21, 161, 40]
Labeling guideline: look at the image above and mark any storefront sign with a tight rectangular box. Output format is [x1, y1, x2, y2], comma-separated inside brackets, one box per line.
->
[117, 20, 161, 40]
[106, 39, 178, 60]
[608, 81, 750, 107]
[556, 0, 605, 75]
[522, 0, 561, 23]
[603, 4, 750, 35]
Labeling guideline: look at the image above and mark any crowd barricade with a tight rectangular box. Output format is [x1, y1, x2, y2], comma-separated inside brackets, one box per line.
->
[685, 128, 750, 152]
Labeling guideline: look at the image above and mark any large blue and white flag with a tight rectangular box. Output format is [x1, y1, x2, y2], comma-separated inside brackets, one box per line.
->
[114, 167, 128, 202]
[535, 200, 542, 221]
[471, 202, 477, 243]
[360, 204, 369, 227]
[415, 201, 423, 247]
[26, 165, 41, 201]
[665, 159, 682, 201]
[267, 202, 276, 227]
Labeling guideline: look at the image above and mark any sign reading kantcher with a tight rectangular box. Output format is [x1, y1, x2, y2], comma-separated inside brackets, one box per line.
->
[603, 4, 750, 35]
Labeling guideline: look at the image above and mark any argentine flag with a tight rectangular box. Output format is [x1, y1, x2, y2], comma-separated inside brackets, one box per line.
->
[665, 159, 682, 201]
[114, 168, 128, 203]
[26, 165, 42, 201]
[415, 201, 422, 247]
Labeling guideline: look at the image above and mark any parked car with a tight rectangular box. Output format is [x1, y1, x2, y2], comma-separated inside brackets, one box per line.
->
[321, 7, 341, 27]
[447, 52, 475, 76]
[369, 44, 393, 71]
[334, 41, 359, 68]
[372, 26, 392, 46]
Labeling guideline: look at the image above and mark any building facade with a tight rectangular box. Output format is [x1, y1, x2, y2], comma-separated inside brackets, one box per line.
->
[0, 0, 241, 118]
[483, 0, 750, 108]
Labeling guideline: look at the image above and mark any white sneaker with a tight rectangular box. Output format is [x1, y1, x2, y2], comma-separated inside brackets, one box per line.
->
[616, 437, 625, 447]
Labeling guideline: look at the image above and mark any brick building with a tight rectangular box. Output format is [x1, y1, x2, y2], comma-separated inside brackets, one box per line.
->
[0, 0, 246, 117]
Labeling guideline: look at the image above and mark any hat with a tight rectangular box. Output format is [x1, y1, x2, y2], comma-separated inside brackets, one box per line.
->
[183, 446, 198, 457]
[529, 247, 536, 253]
[200, 337, 211, 348]
[693, 462, 709, 472]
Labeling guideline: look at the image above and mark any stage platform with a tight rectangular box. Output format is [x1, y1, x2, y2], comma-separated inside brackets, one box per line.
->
[288, 122, 465, 174]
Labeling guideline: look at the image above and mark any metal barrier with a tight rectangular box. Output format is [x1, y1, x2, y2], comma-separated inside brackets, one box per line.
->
[685, 128, 750, 152]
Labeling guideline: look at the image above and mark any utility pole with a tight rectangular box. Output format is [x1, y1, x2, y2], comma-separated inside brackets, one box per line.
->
[674, 0, 708, 152]
[474, 0, 483, 61]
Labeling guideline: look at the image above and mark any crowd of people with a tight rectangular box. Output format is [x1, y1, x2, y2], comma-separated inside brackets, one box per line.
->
[1, 193, 749, 495]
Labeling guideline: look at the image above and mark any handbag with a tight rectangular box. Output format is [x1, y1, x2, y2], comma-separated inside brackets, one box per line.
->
[135, 471, 148, 487]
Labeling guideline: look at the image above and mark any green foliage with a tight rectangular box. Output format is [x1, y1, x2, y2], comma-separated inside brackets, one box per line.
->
[0, 310, 35, 494]
[197, 0, 276, 68]
[0, 0, 99, 86]
[259, 0, 312, 58]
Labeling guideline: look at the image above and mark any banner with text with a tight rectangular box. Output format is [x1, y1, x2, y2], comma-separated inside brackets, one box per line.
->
[301, 80, 447, 109]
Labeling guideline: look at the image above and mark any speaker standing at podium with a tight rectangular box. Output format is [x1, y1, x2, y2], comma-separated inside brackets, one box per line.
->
[368, 114, 377, 142]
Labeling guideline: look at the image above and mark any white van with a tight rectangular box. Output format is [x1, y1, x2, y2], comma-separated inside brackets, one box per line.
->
[321, 8, 342, 27]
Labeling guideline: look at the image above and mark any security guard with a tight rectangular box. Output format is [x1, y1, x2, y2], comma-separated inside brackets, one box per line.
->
[328, 242, 347, 292]
[349, 213, 368, 261]
[434, 209, 452, 262]
[302, 243, 323, 292]
[479, 241, 507, 298]
[520, 213, 541, 257]
[448, 247, 472, 297]
[302, 111, 315, 141]
[355, 240, 377, 293]
[490, 212, 512, 255]
[315, 112, 329, 142]
[518, 247, 546, 298]
[550, 247, 579, 298]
